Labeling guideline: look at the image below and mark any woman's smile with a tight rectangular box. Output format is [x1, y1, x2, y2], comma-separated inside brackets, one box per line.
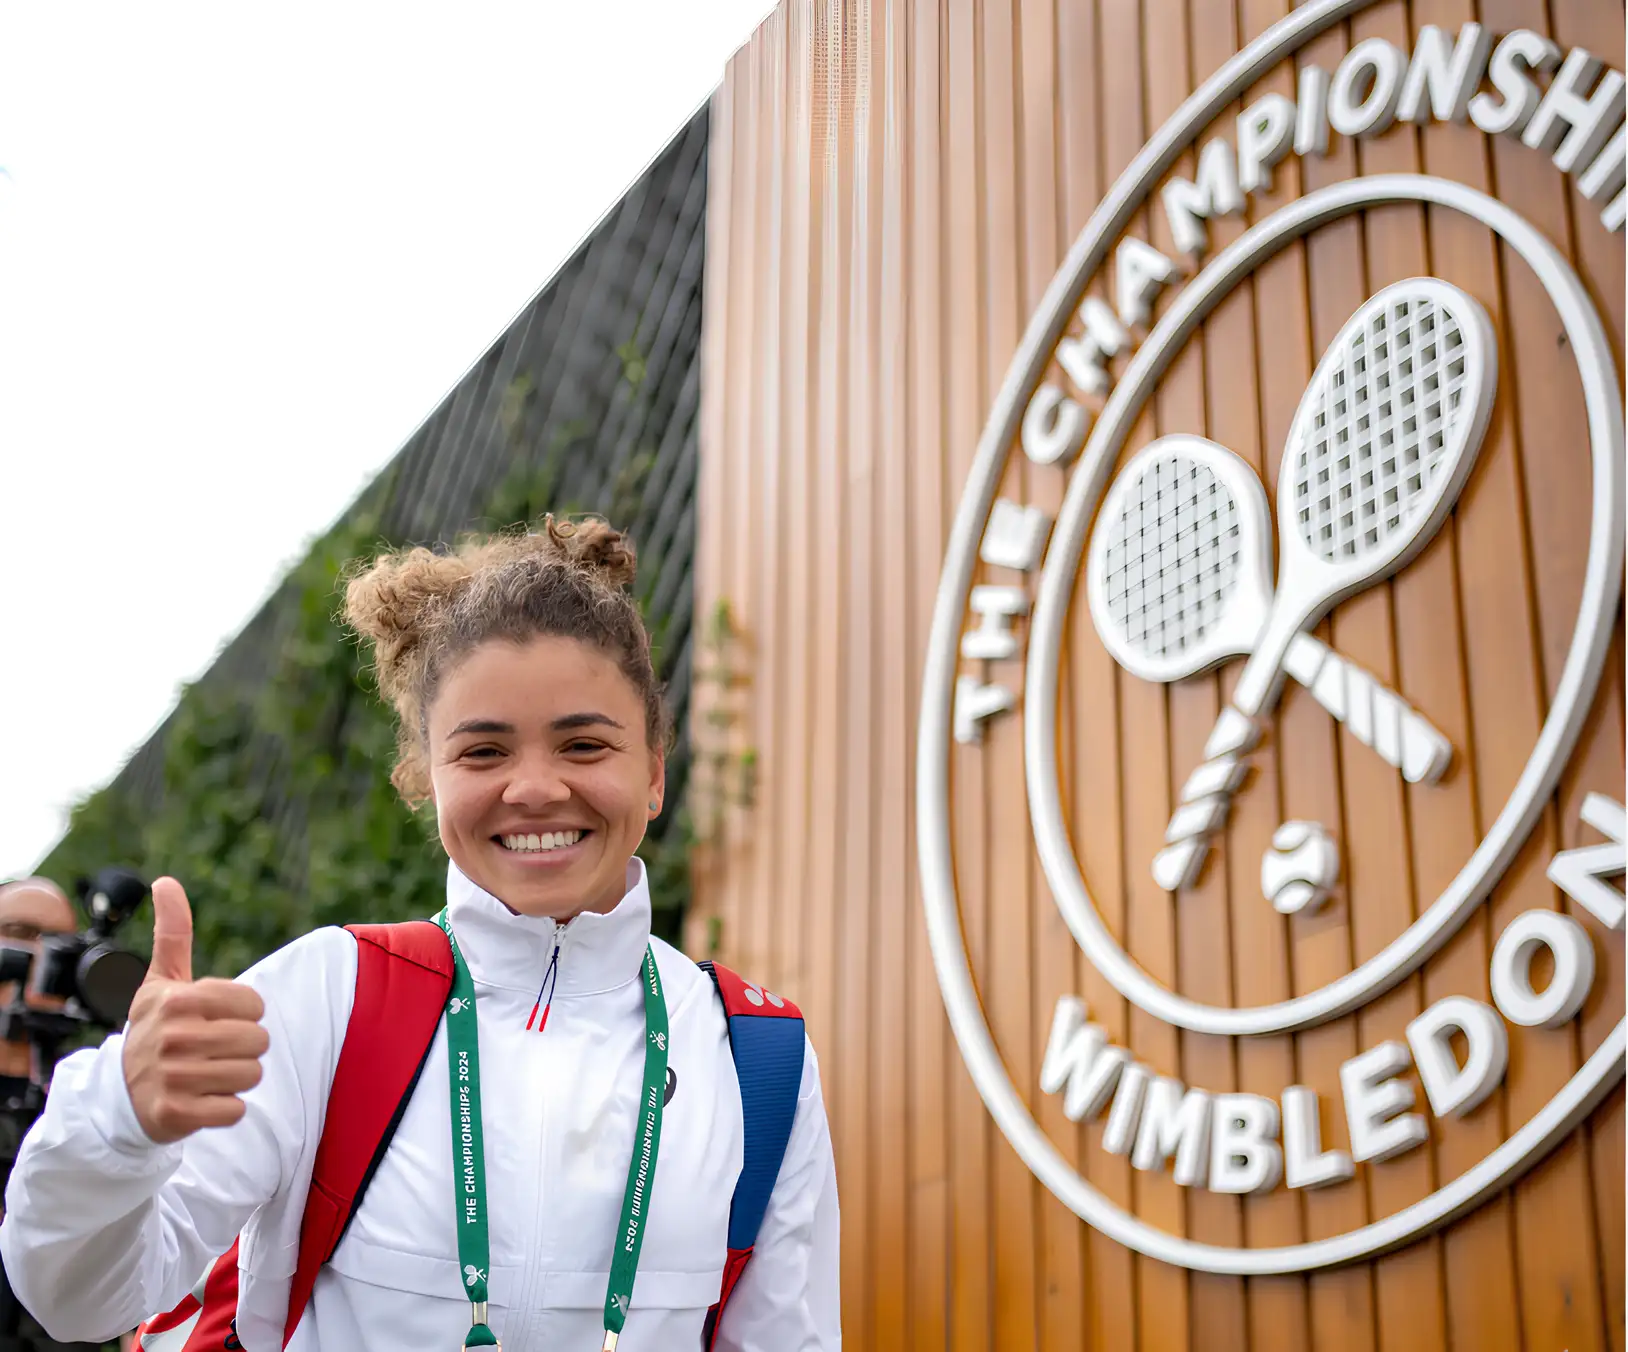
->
[492, 827, 593, 866]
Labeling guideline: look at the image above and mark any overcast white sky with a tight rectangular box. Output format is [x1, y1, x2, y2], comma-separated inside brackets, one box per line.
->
[0, 2, 772, 880]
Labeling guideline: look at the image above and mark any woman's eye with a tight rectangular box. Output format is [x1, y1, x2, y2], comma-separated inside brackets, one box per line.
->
[564, 740, 606, 755]
[462, 746, 502, 760]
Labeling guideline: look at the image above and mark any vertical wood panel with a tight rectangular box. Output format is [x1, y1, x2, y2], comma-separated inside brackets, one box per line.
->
[1479, 2, 1615, 1348]
[838, 3, 883, 1339]
[743, 13, 785, 995]
[1139, 1, 1207, 1346]
[1407, 5, 1528, 1350]
[944, 1, 995, 1344]
[1231, 5, 1315, 1349]
[769, 0, 817, 1012]
[904, 4, 953, 1349]
[690, 47, 734, 967]
[870, 6, 913, 1346]
[1180, 1, 1254, 1345]
[727, 37, 766, 982]
[1057, 3, 1139, 1347]
[799, 16, 851, 1340]
[829, 5, 875, 1337]
[1016, 0, 1091, 1346]
[695, 4, 1625, 1350]
[977, 0, 1045, 1345]
[763, 8, 793, 991]
[1344, 8, 1452, 1349]
[1290, 17, 1384, 1352]
[1538, 9, 1627, 1352]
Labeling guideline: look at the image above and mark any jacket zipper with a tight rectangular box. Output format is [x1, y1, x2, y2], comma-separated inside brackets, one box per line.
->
[509, 917, 571, 1351]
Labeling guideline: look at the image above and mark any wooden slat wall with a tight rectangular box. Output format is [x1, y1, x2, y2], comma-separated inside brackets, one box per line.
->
[690, 2, 1626, 1349]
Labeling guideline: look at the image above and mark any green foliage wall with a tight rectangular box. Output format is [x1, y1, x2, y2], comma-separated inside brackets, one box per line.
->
[40, 480, 692, 980]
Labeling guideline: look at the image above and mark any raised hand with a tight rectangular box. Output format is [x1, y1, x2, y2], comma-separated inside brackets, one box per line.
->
[120, 878, 270, 1144]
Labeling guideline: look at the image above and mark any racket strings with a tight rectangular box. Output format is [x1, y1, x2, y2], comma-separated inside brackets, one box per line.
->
[1103, 456, 1243, 660]
[1292, 292, 1473, 562]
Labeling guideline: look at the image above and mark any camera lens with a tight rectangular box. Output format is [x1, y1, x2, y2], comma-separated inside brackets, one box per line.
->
[0, 943, 33, 987]
[76, 945, 147, 1026]
[32, 935, 83, 1003]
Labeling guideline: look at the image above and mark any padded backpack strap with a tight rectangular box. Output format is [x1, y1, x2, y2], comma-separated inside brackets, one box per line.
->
[282, 920, 453, 1345]
[698, 960, 805, 1350]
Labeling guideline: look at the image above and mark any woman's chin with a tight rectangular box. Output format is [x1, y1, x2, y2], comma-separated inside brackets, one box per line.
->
[493, 876, 585, 920]
[455, 837, 627, 920]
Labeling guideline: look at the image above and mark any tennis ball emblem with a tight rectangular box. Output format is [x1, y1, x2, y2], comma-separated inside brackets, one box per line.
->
[1260, 821, 1340, 915]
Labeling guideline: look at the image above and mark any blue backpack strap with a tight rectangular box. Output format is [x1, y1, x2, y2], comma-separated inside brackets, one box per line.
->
[698, 959, 806, 1349]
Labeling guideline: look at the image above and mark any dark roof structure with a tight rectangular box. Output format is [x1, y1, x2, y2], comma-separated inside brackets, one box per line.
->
[45, 106, 709, 939]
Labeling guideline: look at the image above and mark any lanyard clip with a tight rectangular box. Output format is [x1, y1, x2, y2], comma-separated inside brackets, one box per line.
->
[461, 1302, 500, 1351]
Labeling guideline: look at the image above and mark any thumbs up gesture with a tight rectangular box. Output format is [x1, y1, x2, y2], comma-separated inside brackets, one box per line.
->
[121, 878, 271, 1145]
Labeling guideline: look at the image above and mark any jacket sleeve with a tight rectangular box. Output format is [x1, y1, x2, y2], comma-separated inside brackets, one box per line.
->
[714, 1036, 842, 1352]
[0, 927, 355, 1345]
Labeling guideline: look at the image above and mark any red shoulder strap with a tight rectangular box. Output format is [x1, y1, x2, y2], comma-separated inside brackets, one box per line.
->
[282, 921, 452, 1344]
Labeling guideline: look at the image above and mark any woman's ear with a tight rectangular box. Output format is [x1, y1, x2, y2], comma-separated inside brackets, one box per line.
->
[647, 752, 667, 818]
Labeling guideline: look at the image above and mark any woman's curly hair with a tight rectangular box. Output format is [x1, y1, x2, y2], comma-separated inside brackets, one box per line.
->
[342, 515, 670, 806]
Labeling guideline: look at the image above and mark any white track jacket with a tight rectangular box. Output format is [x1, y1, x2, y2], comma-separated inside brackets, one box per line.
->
[0, 861, 841, 1350]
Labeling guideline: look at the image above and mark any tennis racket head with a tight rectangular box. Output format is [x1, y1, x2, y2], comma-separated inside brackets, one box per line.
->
[1086, 434, 1275, 684]
[1278, 278, 1497, 616]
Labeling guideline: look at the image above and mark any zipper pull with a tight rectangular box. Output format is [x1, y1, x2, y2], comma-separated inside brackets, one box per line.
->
[525, 931, 564, 1032]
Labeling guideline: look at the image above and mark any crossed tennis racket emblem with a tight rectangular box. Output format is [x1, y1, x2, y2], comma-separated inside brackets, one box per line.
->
[1085, 278, 1498, 908]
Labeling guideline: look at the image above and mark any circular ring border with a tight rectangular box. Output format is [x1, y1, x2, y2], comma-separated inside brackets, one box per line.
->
[1026, 174, 1623, 1035]
[915, 0, 1626, 1273]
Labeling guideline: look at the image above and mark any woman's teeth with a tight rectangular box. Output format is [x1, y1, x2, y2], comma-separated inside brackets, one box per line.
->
[501, 830, 584, 853]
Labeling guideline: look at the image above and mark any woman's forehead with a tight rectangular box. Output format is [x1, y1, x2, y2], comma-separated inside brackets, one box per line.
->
[433, 637, 642, 718]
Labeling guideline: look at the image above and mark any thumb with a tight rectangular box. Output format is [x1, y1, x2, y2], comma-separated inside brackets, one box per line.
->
[147, 876, 194, 984]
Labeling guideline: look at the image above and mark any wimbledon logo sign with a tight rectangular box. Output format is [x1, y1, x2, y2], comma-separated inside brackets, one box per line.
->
[917, 0, 1625, 1274]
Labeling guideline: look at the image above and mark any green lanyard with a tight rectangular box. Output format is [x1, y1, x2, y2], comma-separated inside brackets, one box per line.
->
[435, 910, 669, 1352]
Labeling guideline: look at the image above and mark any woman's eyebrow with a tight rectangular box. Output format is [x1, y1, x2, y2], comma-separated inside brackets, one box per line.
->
[551, 712, 625, 732]
[445, 713, 625, 737]
[446, 718, 517, 737]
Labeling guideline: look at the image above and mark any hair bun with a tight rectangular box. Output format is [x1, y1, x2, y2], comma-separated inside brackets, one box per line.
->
[341, 547, 470, 696]
[544, 515, 637, 589]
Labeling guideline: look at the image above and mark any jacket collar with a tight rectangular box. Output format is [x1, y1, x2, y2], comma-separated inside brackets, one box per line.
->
[443, 858, 653, 996]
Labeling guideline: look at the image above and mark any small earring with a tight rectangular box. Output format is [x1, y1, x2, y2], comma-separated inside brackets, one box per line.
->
[649, 801, 659, 811]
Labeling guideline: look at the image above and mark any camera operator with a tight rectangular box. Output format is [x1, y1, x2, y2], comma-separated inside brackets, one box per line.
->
[0, 879, 115, 1352]
[0, 878, 77, 1148]
[0, 873, 148, 1352]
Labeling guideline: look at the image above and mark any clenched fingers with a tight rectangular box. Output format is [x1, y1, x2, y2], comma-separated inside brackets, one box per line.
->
[143, 1093, 250, 1142]
[155, 1018, 271, 1061]
[161, 978, 267, 1023]
[159, 1058, 266, 1097]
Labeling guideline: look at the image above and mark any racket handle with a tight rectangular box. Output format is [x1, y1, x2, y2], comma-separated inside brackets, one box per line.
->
[1282, 634, 1452, 784]
[1151, 708, 1261, 892]
[1152, 639, 1455, 892]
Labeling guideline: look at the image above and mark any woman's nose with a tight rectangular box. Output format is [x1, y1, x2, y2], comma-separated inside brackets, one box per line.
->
[500, 756, 571, 806]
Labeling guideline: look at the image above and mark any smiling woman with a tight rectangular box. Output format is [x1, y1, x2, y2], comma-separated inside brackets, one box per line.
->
[0, 517, 841, 1352]
[343, 519, 672, 922]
